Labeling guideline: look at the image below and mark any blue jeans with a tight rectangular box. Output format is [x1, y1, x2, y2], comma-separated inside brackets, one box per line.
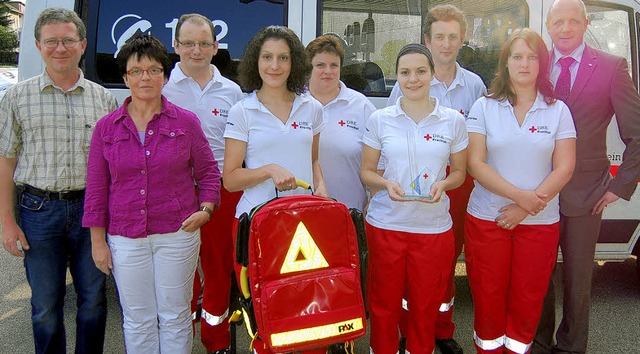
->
[19, 190, 107, 354]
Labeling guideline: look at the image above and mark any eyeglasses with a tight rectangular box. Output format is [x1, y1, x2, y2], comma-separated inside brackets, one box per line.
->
[126, 67, 164, 77]
[42, 38, 82, 49]
[176, 40, 215, 49]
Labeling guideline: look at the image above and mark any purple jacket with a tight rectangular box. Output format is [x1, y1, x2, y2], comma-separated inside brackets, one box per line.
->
[83, 96, 220, 238]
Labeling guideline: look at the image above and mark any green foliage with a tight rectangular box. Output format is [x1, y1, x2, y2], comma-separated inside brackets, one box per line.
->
[0, 25, 18, 51]
[0, 0, 13, 28]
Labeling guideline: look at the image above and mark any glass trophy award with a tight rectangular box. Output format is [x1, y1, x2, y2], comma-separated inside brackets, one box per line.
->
[404, 132, 438, 200]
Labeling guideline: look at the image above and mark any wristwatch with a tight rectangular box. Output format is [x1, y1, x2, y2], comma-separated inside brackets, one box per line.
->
[199, 205, 213, 216]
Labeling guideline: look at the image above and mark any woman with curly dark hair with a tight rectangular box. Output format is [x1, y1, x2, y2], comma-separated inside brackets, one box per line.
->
[237, 26, 311, 95]
[223, 23, 327, 354]
[223, 26, 327, 205]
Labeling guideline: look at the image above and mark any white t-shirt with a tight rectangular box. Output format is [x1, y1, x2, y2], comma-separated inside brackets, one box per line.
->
[363, 98, 469, 234]
[224, 91, 324, 217]
[466, 95, 576, 224]
[318, 81, 376, 211]
[386, 63, 486, 118]
[162, 64, 244, 169]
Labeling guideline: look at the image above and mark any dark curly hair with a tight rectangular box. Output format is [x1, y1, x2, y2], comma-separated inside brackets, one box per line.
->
[238, 26, 311, 94]
[116, 33, 172, 80]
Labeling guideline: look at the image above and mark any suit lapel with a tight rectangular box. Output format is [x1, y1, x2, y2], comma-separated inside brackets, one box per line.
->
[567, 46, 597, 107]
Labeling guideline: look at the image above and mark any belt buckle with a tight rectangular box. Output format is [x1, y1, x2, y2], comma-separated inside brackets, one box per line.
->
[58, 190, 73, 200]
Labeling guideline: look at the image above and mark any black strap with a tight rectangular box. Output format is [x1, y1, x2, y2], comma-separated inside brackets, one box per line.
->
[350, 207, 368, 315]
[236, 212, 251, 267]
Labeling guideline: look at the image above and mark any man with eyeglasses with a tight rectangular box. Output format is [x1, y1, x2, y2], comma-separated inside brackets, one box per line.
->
[162, 13, 243, 354]
[0, 7, 117, 354]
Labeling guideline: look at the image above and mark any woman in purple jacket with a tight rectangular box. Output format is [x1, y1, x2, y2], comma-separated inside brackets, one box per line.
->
[82, 34, 220, 354]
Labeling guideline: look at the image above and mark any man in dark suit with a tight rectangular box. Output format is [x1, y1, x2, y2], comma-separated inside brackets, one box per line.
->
[533, 0, 640, 353]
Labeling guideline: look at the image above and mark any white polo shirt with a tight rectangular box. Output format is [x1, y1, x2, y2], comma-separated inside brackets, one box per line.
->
[466, 95, 576, 224]
[224, 91, 324, 217]
[386, 63, 486, 118]
[318, 81, 376, 211]
[163, 64, 244, 169]
[364, 98, 468, 234]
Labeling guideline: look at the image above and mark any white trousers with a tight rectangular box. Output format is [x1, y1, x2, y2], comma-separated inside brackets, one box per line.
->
[109, 229, 201, 354]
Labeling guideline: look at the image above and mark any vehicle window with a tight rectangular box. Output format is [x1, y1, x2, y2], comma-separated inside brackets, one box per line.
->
[319, 0, 528, 96]
[84, 0, 285, 87]
[584, 1, 636, 83]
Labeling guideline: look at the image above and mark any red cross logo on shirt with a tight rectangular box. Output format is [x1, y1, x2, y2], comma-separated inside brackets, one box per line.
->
[212, 108, 219, 116]
[338, 120, 346, 126]
[423, 173, 429, 179]
[291, 122, 299, 129]
[529, 126, 537, 133]
[424, 134, 432, 141]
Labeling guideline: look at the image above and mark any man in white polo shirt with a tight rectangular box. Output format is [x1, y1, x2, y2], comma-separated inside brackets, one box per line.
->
[162, 13, 243, 354]
[387, 5, 485, 354]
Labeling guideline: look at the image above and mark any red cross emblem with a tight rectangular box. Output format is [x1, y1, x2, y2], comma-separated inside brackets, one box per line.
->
[423, 173, 429, 179]
[529, 126, 537, 133]
[212, 108, 219, 116]
[291, 122, 299, 129]
[338, 120, 346, 126]
[424, 134, 432, 141]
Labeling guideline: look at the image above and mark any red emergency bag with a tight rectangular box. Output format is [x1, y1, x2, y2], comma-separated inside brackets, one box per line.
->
[235, 193, 367, 353]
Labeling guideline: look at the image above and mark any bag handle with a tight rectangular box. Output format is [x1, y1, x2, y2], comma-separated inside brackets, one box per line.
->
[274, 179, 312, 197]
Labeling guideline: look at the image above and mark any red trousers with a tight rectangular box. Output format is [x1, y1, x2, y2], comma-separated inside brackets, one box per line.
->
[464, 214, 559, 354]
[400, 172, 473, 339]
[367, 223, 453, 354]
[191, 187, 242, 352]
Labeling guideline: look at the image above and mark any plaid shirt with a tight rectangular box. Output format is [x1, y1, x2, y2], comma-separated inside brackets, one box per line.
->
[0, 70, 118, 191]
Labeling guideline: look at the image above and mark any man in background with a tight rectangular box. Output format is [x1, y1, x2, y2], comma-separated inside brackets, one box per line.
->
[162, 13, 244, 354]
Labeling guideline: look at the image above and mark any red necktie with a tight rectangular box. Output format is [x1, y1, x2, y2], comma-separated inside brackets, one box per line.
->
[554, 57, 575, 102]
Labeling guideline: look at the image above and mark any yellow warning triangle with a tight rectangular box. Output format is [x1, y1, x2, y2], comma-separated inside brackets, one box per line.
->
[280, 222, 329, 274]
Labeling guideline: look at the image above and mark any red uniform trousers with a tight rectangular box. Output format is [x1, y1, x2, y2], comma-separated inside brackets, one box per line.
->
[464, 214, 559, 354]
[399, 172, 473, 339]
[230, 218, 326, 354]
[367, 223, 453, 354]
[191, 187, 242, 352]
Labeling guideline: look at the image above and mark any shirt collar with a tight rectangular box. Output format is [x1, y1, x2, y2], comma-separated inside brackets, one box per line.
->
[113, 95, 177, 123]
[431, 62, 465, 89]
[497, 92, 549, 111]
[244, 90, 309, 111]
[335, 81, 351, 102]
[39, 69, 85, 93]
[394, 96, 441, 120]
[553, 42, 585, 66]
[171, 63, 222, 86]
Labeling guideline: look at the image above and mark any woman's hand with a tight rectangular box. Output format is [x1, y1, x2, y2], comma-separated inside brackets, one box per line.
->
[385, 180, 409, 202]
[421, 180, 447, 204]
[181, 211, 210, 232]
[513, 190, 548, 216]
[495, 203, 529, 230]
[265, 164, 297, 191]
[92, 240, 112, 276]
